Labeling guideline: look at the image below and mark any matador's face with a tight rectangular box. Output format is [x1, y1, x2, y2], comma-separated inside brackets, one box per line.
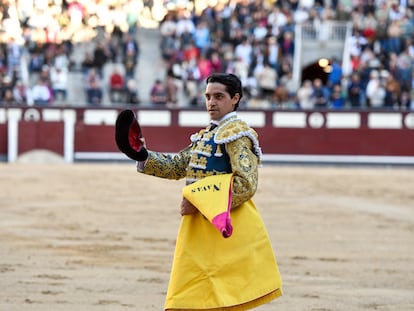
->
[204, 82, 240, 121]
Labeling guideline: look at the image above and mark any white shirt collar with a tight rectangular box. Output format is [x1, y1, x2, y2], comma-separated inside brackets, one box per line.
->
[211, 111, 237, 126]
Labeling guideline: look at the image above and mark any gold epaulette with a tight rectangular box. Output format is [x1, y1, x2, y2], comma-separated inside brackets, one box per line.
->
[215, 118, 262, 161]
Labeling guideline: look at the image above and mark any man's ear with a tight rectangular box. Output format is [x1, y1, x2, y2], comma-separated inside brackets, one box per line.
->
[232, 93, 240, 105]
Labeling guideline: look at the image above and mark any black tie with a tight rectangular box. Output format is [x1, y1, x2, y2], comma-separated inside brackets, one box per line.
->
[208, 123, 217, 131]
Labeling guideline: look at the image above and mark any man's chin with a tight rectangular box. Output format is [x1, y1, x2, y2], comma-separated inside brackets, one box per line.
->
[208, 112, 219, 120]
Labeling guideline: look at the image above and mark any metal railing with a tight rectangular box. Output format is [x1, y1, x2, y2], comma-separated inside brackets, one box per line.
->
[300, 21, 351, 42]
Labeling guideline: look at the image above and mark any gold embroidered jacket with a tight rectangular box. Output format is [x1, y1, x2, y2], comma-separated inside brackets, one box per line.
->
[139, 116, 262, 209]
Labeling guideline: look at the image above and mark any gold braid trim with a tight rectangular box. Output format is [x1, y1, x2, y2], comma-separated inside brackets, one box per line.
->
[215, 118, 262, 164]
[226, 136, 258, 208]
[142, 148, 191, 180]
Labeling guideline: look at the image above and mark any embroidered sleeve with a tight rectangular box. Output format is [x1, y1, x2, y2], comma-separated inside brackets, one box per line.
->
[226, 136, 259, 209]
[141, 146, 192, 180]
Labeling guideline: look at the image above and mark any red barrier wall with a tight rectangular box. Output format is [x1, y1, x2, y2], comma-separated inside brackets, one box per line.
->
[1, 107, 413, 163]
[19, 121, 64, 155]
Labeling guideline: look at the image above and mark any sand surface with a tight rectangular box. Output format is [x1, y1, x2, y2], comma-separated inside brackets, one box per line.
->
[1, 163, 413, 311]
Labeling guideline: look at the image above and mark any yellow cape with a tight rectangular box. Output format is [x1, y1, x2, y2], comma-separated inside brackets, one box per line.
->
[182, 174, 234, 238]
[165, 174, 282, 310]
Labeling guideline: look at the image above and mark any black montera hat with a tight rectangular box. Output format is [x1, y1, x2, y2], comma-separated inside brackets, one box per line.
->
[115, 109, 148, 161]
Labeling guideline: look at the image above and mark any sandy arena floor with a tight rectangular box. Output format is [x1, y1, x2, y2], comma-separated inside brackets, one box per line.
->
[0, 163, 413, 311]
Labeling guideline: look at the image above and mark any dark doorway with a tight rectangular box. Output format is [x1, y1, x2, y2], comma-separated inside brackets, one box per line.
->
[301, 59, 330, 84]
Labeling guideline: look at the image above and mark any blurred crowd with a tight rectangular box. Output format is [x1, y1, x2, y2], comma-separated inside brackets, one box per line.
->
[0, 0, 145, 106]
[0, 0, 414, 110]
[157, 0, 414, 110]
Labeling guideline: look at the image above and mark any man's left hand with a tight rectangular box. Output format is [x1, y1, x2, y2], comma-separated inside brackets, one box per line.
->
[180, 197, 198, 215]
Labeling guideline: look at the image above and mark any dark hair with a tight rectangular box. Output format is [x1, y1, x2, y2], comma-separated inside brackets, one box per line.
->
[206, 73, 243, 110]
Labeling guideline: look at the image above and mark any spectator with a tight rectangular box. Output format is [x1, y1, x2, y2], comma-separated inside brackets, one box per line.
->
[336, 3, 352, 22]
[122, 33, 140, 65]
[37, 65, 52, 92]
[183, 41, 200, 63]
[267, 6, 287, 37]
[311, 78, 329, 108]
[109, 67, 126, 103]
[234, 36, 253, 67]
[182, 59, 201, 100]
[92, 41, 110, 77]
[6, 37, 23, 78]
[384, 72, 401, 109]
[13, 80, 31, 105]
[348, 30, 368, 57]
[375, 15, 389, 53]
[279, 71, 297, 105]
[85, 68, 100, 87]
[361, 11, 378, 46]
[273, 84, 290, 108]
[328, 57, 343, 87]
[293, 5, 310, 25]
[330, 84, 346, 109]
[150, 79, 167, 105]
[0, 75, 14, 101]
[232, 56, 250, 88]
[85, 69, 103, 105]
[180, 26, 195, 51]
[125, 78, 140, 104]
[209, 51, 222, 73]
[252, 20, 268, 41]
[388, 1, 405, 22]
[395, 46, 413, 92]
[165, 73, 178, 106]
[400, 15, 414, 42]
[366, 70, 386, 108]
[297, 80, 314, 109]
[160, 32, 178, 64]
[86, 78, 103, 105]
[32, 78, 52, 105]
[387, 19, 403, 55]
[279, 31, 295, 60]
[399, 90, 411, 110]
[264, 36, 281, 72]
[50, 65, 68, 102]
[29, 51, 45, 74]
[175, 11, 195, 38]
[197, 53, 213, 81]
[2, 88, 16, 104]
[0, 48, 7, 74]
[81, 52, 95, 75]
[54, 44, 71, 71]
[13, 80, 29, 105]
[160, 13, 177, 39]
[193, 20, 210, 56]
[347, 73, 363, 108]
[254, 62, 278, 103]
[123, 49, 138, 80]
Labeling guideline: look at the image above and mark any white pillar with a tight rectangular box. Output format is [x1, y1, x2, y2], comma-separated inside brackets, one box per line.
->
[292, 24, 302, 91]
[63, 109, 76, 163]
[7, 109, 22, 163]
